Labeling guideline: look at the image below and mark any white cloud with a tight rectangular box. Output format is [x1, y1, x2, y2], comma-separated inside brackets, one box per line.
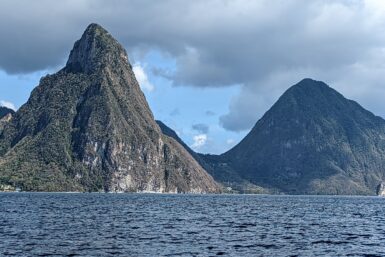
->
[0, 100, 16, 110]
[226, 139, 235, 145]
[191, 134, 207, 150]
[132, 64, 155, 92]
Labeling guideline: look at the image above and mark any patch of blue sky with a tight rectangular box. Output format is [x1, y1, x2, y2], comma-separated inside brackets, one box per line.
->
[135, 49, 247, 154]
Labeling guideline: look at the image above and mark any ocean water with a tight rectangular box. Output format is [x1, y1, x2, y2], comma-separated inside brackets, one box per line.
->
[1, 193, 385, 257]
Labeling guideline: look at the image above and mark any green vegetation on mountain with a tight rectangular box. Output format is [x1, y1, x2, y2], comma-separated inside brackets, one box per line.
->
[160, 79, 385, 195]
[0, 24, 220, 193]
[218, 79, 385, 195]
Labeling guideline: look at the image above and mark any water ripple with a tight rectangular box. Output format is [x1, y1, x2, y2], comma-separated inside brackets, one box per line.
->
[1, 193, 385, 256]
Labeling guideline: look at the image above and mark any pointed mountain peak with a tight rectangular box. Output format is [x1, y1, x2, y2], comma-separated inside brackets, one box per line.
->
[277, 78, 342, 107]
[290, 78, 330, 92]
[64, 23, 129, 74]
[296, 78, 326, 86]
[84, 23, 107, 34]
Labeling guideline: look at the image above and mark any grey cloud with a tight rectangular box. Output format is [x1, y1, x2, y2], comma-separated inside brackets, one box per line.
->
[1, 1, 380, 76]
[220, 64, 385, 132]
[220, 69, 321, 131]
[219, 82, 282, 132]
[192, 123, 209, 134]
[0, 1, 90, 73]
[1, 0, 385, 131]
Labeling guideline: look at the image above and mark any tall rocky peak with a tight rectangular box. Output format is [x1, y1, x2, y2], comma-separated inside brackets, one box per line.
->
[0, 24, 220, 193]
[64, 23, 129, 74]
[215, 78, 385, 195]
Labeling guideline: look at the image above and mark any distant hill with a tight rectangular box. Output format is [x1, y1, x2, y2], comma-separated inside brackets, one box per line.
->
[160, 79, 385, 195]
[220, 78, 385, 195]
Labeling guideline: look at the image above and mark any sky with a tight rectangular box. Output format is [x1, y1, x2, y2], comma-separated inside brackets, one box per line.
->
[1, 0, 385, 154]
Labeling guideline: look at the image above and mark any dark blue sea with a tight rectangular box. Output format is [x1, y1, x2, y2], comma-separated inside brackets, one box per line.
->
[1, 193, 385, 256]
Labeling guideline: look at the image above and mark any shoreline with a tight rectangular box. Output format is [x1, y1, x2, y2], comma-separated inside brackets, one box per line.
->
[0, 191, 383, 197]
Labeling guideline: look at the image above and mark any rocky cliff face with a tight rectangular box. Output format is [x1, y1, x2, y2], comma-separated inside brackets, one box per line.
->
[0, 106, 15, 119]
[376, 183, 385, 196]
[218, 79, 385, 195]
[0, 107, 14, 132]
[0, 24, 220, 193]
